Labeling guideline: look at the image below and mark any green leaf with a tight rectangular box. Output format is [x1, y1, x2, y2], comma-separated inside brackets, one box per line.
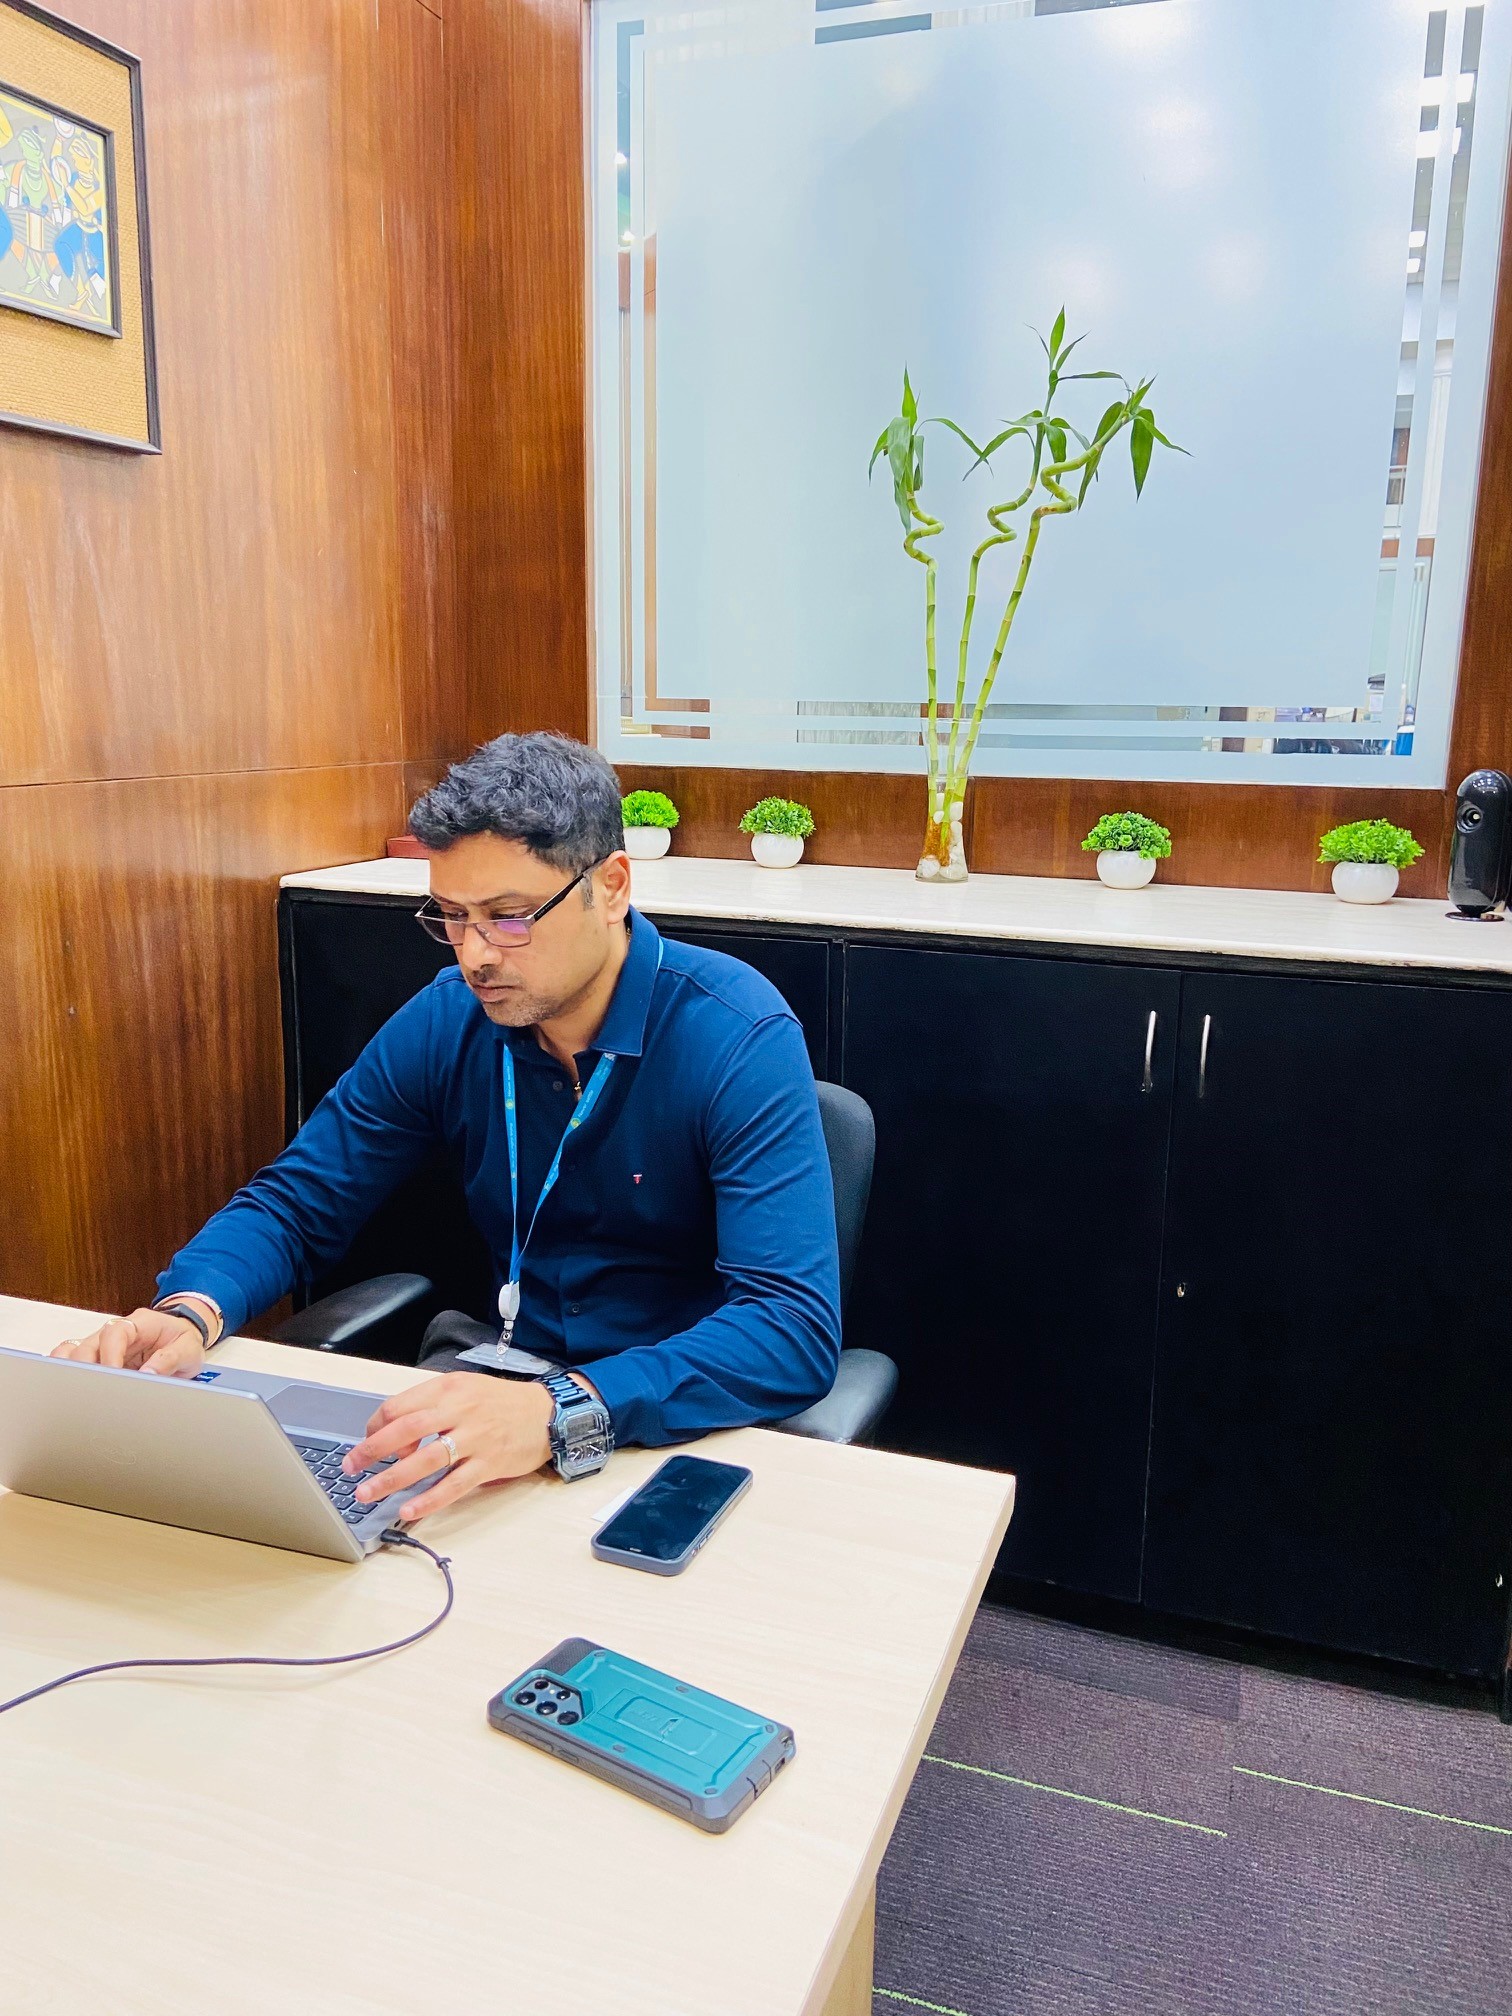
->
[1061, 369, 1122, 382]
[1058, 333, 1086, 369]
[885, 416, 915, 528]
[1130, 409, 1154, 496]
[924, 415, 990, 466]
[868, 425, 892, 478]
[1049, 306, 1066, 360]
[901, 369, 918, 427]
[965, 421, 1031, 474]
[1145, 413, 1191, 456]
[1077, 451, 1100, 507]
[1092, 400, 1126, 446]
[1047, 423, 1068, 467]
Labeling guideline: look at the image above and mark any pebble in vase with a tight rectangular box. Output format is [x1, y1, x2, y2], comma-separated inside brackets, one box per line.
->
[623, 826, 671, 860]
[751, 833, 805, 869]
[1330, 862, 1398, 905]
[1097, 850, 1157, 889]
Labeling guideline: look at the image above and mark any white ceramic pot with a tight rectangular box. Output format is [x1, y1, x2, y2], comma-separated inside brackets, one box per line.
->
[1331, 861, 1398, 905]
[1097, 850, 1157, 889]
[751, 833, 805, 869]
[623, 826, 671, 860]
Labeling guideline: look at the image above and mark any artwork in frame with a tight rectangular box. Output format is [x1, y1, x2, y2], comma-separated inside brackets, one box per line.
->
[0, 1, 157, 451]
[0, 82, 119, 337]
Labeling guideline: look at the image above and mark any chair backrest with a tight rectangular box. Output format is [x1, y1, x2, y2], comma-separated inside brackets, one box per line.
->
[815, 1081, 875, 1313]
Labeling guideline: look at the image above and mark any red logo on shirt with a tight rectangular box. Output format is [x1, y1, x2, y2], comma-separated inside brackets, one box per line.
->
[633, 1173, 642, 1184]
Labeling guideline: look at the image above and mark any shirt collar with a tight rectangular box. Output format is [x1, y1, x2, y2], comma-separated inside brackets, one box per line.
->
[593, 907, 661, 1059]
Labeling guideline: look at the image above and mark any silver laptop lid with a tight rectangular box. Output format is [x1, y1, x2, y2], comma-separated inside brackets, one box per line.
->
[0, 1348, 371, 1562]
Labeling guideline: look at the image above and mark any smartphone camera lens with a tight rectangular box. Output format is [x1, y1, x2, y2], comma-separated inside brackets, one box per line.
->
[537, 1700, 558, 1715]
[557, 1709, 580, 1725]
[512, 1691, 535, 1707]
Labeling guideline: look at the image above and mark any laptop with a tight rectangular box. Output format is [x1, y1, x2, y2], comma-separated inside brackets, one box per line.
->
[0, 1346, 440, 1562]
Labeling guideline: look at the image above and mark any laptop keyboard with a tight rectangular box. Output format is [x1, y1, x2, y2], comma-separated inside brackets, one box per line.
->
[291, 1438, 398, 1527]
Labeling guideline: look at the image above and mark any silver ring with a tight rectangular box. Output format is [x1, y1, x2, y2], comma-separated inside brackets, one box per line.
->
[436, 1433, 459, 1469]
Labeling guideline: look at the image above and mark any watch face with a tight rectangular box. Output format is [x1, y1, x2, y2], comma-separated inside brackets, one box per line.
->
[552, 1395, 613, 1477]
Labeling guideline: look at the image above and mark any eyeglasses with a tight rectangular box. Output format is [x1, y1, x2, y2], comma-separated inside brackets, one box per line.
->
[414, 866, 597, 948]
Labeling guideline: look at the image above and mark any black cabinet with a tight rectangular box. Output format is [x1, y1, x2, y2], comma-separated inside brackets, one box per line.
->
[1144, 971, 1512, 1678]
[842, 944, 1179, 1601]
[278, 887, 1512, 1690]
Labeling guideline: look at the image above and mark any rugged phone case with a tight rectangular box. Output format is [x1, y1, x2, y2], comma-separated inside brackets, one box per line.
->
[488, 1636, 795, 1832]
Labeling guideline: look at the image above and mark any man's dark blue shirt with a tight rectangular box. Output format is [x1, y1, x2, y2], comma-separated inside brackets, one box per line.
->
[157, 912, 842, 1444]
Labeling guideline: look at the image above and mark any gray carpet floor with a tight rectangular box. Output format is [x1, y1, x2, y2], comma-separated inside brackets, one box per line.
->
[873, 1604, 1512, 2016]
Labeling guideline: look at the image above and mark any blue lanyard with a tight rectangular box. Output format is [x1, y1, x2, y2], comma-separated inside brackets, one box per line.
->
[497, 1045, 617, 1342]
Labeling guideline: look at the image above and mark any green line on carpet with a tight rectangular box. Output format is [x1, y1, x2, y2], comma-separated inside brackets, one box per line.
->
[923, 1753, 1228, 1836]
[875, 1990, 973, 2015]
[1233, 1766, 1512, 1836]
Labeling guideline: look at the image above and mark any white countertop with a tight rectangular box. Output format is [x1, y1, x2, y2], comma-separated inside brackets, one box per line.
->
[280, 854, 1512, 977]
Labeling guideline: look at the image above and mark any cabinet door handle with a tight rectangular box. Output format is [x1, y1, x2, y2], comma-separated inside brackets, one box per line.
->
[1141, 1010, 1157, 1093]
[1197, 1013, 1212, 1099]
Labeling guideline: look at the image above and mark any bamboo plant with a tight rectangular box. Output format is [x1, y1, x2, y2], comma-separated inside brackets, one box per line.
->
[871, 312, 1184, 880]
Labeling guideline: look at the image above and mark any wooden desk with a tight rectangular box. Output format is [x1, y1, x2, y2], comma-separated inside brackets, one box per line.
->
[0, 1296, 1014, 2016]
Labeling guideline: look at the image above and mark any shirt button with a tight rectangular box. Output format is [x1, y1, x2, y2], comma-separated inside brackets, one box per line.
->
[552, 1079, 565, 1093]
[568, 1302, 581, 1316]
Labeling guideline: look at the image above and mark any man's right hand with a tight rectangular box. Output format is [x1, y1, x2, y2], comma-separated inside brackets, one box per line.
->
[51, 1308, 208, 1378]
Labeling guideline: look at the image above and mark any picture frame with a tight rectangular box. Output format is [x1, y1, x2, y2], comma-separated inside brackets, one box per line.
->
[0, 0, 158, 451]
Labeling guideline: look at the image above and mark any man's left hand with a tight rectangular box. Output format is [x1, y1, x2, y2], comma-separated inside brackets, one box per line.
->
[343, 1373, 557, 1522]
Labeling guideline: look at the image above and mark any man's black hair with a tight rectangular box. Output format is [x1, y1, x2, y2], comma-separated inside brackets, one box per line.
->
[408, 732, 625, 873]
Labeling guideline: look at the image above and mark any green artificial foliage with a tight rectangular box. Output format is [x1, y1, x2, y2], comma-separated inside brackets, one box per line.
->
[1316, 819, 1424, 869]
[621, 789, 679, 830]
[1081, 811, 1173, 860]
[740, 796, 816, 840]
[871, 313, 1185, 876]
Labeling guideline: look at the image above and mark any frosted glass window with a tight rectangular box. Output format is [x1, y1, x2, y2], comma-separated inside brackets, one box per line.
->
[589, 0, 1512, 786]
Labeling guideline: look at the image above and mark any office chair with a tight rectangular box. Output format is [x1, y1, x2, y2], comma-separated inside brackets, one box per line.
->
[271, 1081, 898, 1447]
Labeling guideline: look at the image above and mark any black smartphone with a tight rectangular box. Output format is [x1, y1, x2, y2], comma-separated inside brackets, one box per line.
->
[590, 1454, 753, 1575]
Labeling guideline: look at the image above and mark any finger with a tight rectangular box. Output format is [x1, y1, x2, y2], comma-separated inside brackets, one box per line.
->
[344, 1410, 444, 1475]
[395, 1456, 487, 1524]
[97, 1318, 139, 1370]
[354, 1438, 453, 1506]
[50, 1337, 92, 1361]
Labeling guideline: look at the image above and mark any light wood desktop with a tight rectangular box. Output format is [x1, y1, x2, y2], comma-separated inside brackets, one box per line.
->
[0, 1295, 1014, 2016]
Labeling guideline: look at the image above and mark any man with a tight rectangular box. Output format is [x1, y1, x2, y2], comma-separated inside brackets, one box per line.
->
[56, 734, 841, 1520]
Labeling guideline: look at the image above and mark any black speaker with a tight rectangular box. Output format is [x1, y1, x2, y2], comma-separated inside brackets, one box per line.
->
[1447, 769, 1512, 919]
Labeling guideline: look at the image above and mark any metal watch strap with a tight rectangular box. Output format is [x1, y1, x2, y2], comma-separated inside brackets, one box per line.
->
[151, 1298, 212, 1351]
[543, 1370, 613, 1479]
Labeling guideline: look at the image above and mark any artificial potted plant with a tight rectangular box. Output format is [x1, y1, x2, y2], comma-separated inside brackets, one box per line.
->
[740, 797, 814, 869]
[621, 789, 679, 860]
[1318, 819, 1423, 904]
[1082, 811, 1172, 888]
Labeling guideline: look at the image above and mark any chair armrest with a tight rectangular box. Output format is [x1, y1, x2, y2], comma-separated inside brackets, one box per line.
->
[772, 1348, 898, 1446]
[270, 1274, 435, 1352]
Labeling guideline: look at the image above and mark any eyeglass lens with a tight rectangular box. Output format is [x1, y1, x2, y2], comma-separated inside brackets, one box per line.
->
[420, 910, 533, 947]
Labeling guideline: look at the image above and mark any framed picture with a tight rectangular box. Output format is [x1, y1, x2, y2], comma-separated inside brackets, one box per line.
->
[0, 1, 157, 450]
[0, 81, 120, 338]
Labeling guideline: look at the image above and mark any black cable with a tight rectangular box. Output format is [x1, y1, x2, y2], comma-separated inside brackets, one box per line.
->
[0, 1529, 454, 1720]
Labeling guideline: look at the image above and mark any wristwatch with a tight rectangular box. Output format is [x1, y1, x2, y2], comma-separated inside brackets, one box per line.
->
[542, 1369, 614, 1481]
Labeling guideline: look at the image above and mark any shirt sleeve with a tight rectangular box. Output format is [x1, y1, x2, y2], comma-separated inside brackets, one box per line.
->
[154, 985, 445, 1334]
[582, 1013, 843, 1445]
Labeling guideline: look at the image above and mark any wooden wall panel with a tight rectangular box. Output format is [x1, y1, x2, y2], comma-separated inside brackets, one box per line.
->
[0, 767, 403, 1312]
[0, 0, 411, 786]
[386, 0, 465, 769]
[450, 0, 590, 749]
[0, 0, 463, 1316]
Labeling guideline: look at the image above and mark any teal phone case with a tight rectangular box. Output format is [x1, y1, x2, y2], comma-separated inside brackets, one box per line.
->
[488, 1637, 795, 1832]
